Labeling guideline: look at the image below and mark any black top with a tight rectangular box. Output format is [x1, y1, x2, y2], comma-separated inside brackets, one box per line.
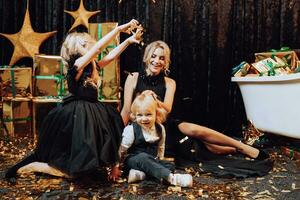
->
[66, 54, 98, 102]
[133, 69, 166, 101]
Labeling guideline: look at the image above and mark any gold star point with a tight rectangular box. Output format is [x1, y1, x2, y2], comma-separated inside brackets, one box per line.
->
[65, 0, 100, 32]
[0, 5, 56, 66]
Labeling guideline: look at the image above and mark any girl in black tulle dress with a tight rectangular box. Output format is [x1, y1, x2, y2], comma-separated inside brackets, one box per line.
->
[5, 20, 143, 180]
[121, 41, 273, 178]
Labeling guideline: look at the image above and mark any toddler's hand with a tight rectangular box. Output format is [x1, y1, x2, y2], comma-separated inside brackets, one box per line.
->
[108, 165, 121, 182]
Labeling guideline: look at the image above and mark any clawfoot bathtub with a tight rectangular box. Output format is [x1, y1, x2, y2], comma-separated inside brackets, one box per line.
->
[232, 73, 300, 139]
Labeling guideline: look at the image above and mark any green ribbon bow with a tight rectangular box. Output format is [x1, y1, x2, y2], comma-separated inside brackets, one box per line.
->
[269, 47, 291, 52]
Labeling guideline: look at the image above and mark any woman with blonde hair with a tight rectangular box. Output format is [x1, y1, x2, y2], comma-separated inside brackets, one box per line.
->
[121, 40, 272, 178]
[5, 20, 143, 180]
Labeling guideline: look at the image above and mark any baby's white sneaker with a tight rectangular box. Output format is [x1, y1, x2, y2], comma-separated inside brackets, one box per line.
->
[169, 173, 193, 187]
[128, 169, 146, 183]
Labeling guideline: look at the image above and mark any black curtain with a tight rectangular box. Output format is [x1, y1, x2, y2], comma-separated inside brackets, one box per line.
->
[1, 0, 300, 136]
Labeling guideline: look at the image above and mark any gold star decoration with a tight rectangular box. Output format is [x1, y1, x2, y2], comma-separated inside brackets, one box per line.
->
[0, 0, 56, 66]
[65, 0, 101, 32]
[119, 0, 156, 3]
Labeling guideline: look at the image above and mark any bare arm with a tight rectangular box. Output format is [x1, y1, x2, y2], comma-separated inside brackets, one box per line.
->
[98, 29, 143, 68]
[121, 72, 139, 125]
[157, 124, 166, 159]
[74, 19, 140, 72]
[146, 77, 176, 113]
[160, 77, 176, 113]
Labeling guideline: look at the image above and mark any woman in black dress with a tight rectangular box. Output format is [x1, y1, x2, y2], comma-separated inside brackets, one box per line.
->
[5, 19, 143, 180]
[121, 41, 272, 178]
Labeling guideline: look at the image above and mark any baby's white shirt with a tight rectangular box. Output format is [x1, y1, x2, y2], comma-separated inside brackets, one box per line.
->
[121, 124, 166, 159]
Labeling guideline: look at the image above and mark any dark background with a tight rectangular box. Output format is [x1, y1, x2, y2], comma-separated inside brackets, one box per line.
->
[1, 0, 300, 136]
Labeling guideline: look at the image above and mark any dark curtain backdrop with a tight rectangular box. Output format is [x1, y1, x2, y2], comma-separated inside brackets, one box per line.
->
[1, 0, 300, 136]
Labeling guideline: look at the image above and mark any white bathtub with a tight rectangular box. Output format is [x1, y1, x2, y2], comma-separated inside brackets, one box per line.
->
[232, 73, 300, 139]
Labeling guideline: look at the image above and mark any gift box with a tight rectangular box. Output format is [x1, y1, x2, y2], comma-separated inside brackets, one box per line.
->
[255, 48, 299, 70]
[0, 66, 32, 98]
[2, 98, 32, 137]
[33, 54, 67, 98]
[89, 23, 120, 100]
[252, 57, 291, 76]
[281, 146, 300, 160]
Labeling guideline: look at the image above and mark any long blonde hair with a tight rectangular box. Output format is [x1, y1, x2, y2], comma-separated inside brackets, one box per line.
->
[60, 32, 99, 87]
[130, 91, 167, 124]
[60, 32, 96, 66]
[143, 40, 171, 76]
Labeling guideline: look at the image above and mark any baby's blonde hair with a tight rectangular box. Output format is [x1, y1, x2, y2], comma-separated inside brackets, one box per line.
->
[130, 91, 167, 124]
[143, 40, 171, 76]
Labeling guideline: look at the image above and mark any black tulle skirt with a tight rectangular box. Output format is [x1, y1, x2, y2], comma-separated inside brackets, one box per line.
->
[34, 97, 124, 176]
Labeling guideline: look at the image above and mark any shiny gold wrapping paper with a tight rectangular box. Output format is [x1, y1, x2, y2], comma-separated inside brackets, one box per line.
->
[89, 23, 120, 100]
[255, 51, 299, 70]
[33, 55, 67, 98]
[0, 67, 32, 98]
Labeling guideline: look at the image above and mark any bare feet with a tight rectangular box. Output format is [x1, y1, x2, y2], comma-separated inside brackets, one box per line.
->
[238, 144, 260, 159]
[18, 162, 67, 177]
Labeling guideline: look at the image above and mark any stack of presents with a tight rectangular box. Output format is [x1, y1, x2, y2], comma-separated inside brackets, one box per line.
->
[0, 23, 120, 140]
[232, 47, 300, 77]
[232, 48, 300, 160]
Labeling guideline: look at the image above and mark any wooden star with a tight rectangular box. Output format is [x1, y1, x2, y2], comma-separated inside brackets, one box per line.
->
[65, 0, 100, 32]
[0, 1, 56, 66]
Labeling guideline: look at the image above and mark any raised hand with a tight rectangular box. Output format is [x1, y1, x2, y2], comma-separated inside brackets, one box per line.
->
[118, 19, 140, 34]
[127, 28, 144, 45]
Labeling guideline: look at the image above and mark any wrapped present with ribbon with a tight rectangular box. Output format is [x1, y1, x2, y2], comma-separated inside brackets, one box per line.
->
[232, 61, 260, 77]
[2, 98, 32, 137]
[255, 47, 299, 71]
[281, 146, 300, 160]
[89, 23, 120, 100]
[252, 56, 292, 76]
[33, 54, 67, 98]
[0, 66, 32, 98]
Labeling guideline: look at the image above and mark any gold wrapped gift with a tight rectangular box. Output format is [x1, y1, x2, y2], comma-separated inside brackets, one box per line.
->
[255, 50, 299, 70]
[89, 23, 120, 100]
[33, 54, 68, 98]
[0, 67, 32, 98]
[252, 56, 291, 76]
[2, 98, 32, 137]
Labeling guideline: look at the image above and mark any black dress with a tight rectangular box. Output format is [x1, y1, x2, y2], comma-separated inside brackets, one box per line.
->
[133, 69, 273, 178]
[6, 55, 124, 178]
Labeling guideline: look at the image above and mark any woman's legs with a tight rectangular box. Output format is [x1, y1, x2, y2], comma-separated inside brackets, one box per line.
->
[178, 122, 259, 158]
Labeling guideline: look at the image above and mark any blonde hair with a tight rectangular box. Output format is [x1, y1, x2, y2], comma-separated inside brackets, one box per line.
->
[60, 32, 99, 88]
[60, 32, 96, 66]
[130, 91, 167, 124]
[143, 40, 171, 76]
